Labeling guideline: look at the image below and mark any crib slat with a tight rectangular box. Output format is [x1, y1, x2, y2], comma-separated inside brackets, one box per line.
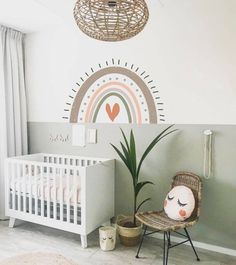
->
[59, 169, 63, 221]
[29, 164, 32, 214]
[17, 163, 21, 211]
[47, 166, 50, 218]
[53, 167, 57, 220]
[6, 162, 11, 211]
[12, 163, 16, 211]
[5, 162, 10, 210]
[73, 169, 77, 225]
[40, 166, 44, 217]
[7, 162, 11, 210]
[66, 168, 70, 223]
[23, 163, 26, 212]
[34, 166, 38, 216]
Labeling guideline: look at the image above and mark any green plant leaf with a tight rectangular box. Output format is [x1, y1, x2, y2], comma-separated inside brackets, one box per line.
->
[155, 129, 178, 143]
[137, 125, 177, 177]
[130, 130, 137, 182]
[136, 198, 151, 212]
[135, 181, 154, 197]
[120, 142, 135, 179]
[120, 128, 130, 154]
[110, 144, 133, 176]
[111, 125, 178, 223]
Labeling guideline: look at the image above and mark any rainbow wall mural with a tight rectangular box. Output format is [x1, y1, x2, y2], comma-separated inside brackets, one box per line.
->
[63, 60, 165, 124]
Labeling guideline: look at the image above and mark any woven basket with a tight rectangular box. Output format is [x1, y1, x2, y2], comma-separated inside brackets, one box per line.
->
[117, 216, 142, 246]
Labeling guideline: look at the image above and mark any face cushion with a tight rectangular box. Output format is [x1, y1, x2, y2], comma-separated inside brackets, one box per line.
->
[164, 185, 195, 221]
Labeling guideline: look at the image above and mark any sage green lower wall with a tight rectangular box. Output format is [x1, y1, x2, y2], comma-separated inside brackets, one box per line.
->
[28, 122, 236, 250]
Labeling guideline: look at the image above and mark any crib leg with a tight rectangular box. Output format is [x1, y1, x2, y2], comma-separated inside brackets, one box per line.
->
[80, 235, 88, 248]
[9, 217, 16, 228]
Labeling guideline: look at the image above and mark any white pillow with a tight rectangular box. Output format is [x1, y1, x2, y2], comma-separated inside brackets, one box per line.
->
[164, 185, 195, 221]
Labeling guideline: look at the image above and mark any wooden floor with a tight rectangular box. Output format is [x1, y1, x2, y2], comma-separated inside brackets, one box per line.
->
[0, 220, 235, 265]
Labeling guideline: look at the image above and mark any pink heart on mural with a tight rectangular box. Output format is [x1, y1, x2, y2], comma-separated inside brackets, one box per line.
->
[106, 103, 120, 122]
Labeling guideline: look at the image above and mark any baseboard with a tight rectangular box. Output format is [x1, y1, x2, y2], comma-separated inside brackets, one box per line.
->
[149, 231, 236, 257]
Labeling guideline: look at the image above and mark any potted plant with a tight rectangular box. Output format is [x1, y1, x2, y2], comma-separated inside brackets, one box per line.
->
[111, 125, 177, 246]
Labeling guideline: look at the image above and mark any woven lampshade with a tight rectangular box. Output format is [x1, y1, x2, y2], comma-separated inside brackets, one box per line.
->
[73, 0, 149, 42]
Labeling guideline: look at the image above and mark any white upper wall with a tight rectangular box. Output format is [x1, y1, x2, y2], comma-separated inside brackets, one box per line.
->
[24, 0, 236, 124]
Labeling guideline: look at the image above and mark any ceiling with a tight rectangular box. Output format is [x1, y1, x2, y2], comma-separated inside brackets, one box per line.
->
[0, 0, 74, 33]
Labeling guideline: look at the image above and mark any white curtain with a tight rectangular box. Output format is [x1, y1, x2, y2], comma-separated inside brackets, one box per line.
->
[0, 26, 28, 219]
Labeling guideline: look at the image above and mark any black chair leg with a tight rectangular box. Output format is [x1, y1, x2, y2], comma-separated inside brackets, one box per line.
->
[184, 228, 200, 261]
[167, 231, 171, 246]
[163, 232, 166, 265]
[165, 232, 171, 265]
[136, 225, 147, 258]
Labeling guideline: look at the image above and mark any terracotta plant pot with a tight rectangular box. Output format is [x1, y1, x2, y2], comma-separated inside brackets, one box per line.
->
[117, 216, 142, 246]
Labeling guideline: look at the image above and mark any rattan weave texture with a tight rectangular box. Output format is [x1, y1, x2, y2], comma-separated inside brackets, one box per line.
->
[74, 0, 149, 41]
[136, 172, 202, 231]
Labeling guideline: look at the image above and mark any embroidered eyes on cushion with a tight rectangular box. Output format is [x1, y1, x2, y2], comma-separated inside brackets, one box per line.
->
[164, 185, 195, 221]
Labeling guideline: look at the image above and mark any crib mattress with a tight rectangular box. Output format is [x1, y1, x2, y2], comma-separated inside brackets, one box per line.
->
[10, 174, 81, 204]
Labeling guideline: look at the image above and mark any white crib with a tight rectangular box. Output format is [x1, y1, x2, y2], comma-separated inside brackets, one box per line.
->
[5, 153, 115, 248]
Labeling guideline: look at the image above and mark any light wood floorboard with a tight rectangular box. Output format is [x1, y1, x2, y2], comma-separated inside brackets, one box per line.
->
[0, 220, 235, 265]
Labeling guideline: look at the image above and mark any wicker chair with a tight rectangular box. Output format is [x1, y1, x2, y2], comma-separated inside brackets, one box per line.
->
[135, 172, 202, 265]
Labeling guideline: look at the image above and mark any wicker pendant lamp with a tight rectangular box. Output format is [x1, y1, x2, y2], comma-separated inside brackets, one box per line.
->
[73, 0, 149, 41]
